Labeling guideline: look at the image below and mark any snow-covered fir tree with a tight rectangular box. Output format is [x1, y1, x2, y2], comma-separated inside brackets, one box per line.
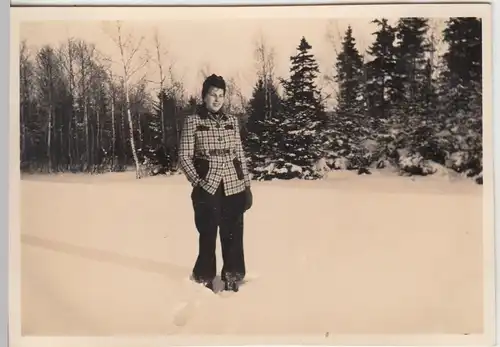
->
[137, 88, 169, 174]
[363, 18, 443, 175]
[365, 19, 397, 129]
[325, 25, 371, 171]
[359, 17, 482, 182]
[263, 36, 326, 180]
[244, 77, 284, 178]
[392, 18, 432, 115]
[436, 17, 482, 181]
[364, 19, 401, 169]
[140, 87, 186, 175]
[390, 18, 445, 173]
[335, 26, 365, 117]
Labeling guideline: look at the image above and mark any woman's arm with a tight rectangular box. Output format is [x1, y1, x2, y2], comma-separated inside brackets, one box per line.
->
[178, 115, 201, 187]
[233, 116, 251, 188]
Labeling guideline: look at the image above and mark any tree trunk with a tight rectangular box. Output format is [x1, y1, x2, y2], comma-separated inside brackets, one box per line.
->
[80, 53, 89, 172]
[68, 111, 72, 170]
[97, 108, 101, 170]
[138, 113, 144, 149]
[111, 94, 116, 170]
[84, 102, 90, 171]
[67, 42, 75, 171]
[114, 21, 146, 177]
[121, 107, 126, 167]
[59, 121, 63, 172]
[47, 105, 53, 173]
[20, 104, 25, 163]
[161, 96, 166, 149]
[91, 110, 95, 173]
[74, 117, 80, 171]
[124, 86, 141, 178]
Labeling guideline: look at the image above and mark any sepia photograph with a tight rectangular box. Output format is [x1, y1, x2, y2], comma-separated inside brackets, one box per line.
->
[9, 3, 494, 346]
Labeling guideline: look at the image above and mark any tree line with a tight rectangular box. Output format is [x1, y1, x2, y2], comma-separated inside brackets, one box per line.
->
[244, 17, 482, 183]
[19, 18, 483, 183]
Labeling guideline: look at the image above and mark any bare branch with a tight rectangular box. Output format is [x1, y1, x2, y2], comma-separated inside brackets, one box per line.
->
[325, 19, 342, 58]
[253, 32, 277, 84]
[129, 56, 150, 79]
[323, 19, 347, 104]
[124, 35, 146, 70]
[198, 62, 212, 81]
[153, 28, 167, 89]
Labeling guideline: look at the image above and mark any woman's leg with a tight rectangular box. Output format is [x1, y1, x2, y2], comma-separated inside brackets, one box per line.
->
[191, 184, 223, 284]
[220, 189, 246, 287]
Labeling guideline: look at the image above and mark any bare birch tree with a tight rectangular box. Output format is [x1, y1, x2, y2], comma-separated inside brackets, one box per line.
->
[109, 69, 117, 170]
[35, 46, 58, 172]
[97, 55, 119, 171]
[152, 28, 168, 148]
[104, 21, 150, 178]
[427, 18, 446, 80]
[224, 76, 246, 115]
[232, 75, 248, 114]
[253, 33, 277, 120]
[73, 40, 99, 171]
[324, 19, 344, 105]
[58, 38, 78, 169]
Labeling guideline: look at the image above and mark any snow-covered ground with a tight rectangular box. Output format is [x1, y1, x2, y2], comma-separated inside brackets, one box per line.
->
[19, 169, 484, 338]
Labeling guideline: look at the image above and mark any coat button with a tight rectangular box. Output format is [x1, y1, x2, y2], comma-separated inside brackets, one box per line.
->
[216, 124, 220, 128]
[218, 137, 222, 141]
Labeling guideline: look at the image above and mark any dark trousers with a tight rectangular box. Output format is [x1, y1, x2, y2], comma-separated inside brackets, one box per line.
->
[191, 181, 246, 283]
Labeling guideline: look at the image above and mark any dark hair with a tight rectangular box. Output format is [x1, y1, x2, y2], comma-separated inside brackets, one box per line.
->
[202, 74, 226, 99]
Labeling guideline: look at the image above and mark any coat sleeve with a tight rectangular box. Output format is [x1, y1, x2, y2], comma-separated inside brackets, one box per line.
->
[178, 115, 201, 187]
[233, 116, 251, 187]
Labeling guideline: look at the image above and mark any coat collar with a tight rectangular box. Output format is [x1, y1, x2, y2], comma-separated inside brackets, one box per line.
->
[197, 104, 228, 122]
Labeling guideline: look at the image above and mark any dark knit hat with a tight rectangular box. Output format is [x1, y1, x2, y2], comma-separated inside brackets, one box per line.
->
[202, 74, 226, 99]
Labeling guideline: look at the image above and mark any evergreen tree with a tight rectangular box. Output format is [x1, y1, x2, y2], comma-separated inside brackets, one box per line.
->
[439, 17, 482, 116]
[140, 89, 166, 171]
[244, 78, 282, 174]
[186, 95, 199, 113]
[335, 25, 365, 115]
[392, 18, 447, 166]
[393, 18, 431, 124]
[273, 36, 326, 179]
[246, 78, 282, 137]
[141, 88, 184, 173]
[364, 19, 401, 169]
[437, 17, 482, 177]
[281, 37, 326, 125]
[326, 25, 370, 170]
[365, 19, 397, 127]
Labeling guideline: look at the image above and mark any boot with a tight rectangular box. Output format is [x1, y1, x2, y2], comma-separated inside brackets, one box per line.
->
[192, 274, 215, 292]
[224, 279, 239, 292]
[203, 280, 214, 292]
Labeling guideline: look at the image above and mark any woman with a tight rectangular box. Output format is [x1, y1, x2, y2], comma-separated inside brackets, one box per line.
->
[178, 74, 253, 293]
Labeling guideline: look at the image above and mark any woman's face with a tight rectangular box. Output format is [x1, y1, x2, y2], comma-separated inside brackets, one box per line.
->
[204, 87, 225, 113]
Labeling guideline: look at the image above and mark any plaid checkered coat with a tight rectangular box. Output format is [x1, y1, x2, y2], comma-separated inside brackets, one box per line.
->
[178, 108, 251, 196]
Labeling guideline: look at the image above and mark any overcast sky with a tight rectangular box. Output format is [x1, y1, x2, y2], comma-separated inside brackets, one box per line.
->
[20, 18, 447, 108]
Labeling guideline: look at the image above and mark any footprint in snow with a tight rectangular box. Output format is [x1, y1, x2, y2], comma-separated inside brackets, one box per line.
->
[172, 300, 200, 327]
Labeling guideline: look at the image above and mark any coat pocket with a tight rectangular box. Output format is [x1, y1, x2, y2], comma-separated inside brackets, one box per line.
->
[194, 158, 210, 179]
[233, 158, 244, 180]
[196, 124, 210, 131]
